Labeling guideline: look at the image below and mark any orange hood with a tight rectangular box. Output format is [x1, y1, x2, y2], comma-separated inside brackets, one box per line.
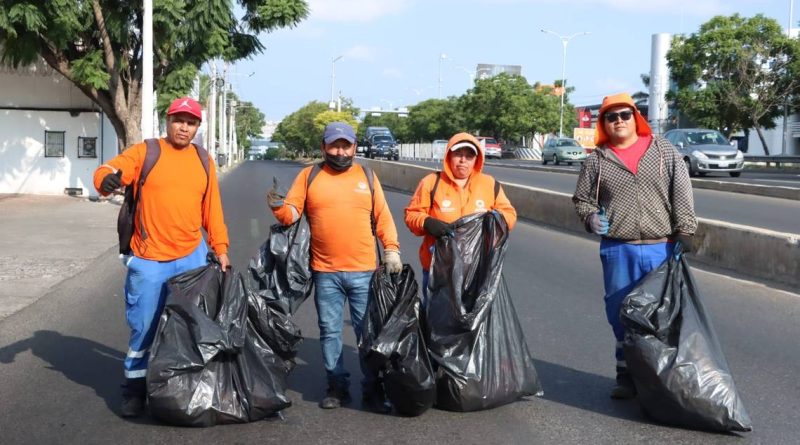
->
[594, 92, 652, 146]
[443, 132, 484, 181]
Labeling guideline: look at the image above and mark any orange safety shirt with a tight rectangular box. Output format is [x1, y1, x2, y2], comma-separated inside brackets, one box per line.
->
[273, 163, 399, 272]
[405, 137, 517, 270]
[93, 139, 229, 261]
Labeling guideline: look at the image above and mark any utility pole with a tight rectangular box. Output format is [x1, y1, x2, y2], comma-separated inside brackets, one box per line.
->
[208, 62, 217, 159]
[141, 0, 154, 139]
[219, 63, 228, 166]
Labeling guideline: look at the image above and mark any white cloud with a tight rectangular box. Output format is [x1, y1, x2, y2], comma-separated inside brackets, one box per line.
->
[382, 68, 403, 79]
[342, 45, 376, 60]
[307, 0, 412, 22]
[462, 0, 725, 16]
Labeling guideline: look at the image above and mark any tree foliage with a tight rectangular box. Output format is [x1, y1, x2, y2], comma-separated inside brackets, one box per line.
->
[360, 112, 410, 142]
[0, 0, 308, 149]
[667, 13, 800, 153]
[405, 97, 465, 142]
[272, 101, 329, 156]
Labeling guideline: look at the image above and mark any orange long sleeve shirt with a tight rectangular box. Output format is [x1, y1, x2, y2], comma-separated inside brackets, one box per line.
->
[93, 139, 229, 261]
[273, 163, 399, 273]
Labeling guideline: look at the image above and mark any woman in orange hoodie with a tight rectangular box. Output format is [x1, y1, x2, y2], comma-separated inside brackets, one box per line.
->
[405, 132, 517, 303]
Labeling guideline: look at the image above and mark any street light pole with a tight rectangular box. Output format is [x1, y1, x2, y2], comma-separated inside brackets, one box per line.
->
[331, 55, 343, 108]
[141, 0, 154, 139]
[541, 29, 590, 138]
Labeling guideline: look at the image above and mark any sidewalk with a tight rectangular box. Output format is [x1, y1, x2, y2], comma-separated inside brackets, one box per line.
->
[0, 163, 238, 322]
[0, 194, 119, 321]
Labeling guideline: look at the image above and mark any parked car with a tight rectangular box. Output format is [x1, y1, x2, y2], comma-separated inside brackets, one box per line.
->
[663, 128, 744, 177]
[476, 136, 502, 159]
[541, 137, 588, 165]
[366, 134, 399, 160]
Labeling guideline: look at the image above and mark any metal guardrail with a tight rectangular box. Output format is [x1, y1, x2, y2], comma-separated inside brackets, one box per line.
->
[744, 155, 800, 164]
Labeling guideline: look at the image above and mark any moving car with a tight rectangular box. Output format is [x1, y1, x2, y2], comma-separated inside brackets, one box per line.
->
[476, 136, 502, 159]
[663, 128, 744, 177]
[541, 137, 587, 165]
[366, 134, 399, 160]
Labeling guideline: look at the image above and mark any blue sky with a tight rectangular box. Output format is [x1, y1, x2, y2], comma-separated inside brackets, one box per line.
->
[228, 0, 794, 122]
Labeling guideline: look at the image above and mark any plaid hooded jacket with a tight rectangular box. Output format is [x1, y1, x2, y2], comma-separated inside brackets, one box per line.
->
[572, 135, 697, 241]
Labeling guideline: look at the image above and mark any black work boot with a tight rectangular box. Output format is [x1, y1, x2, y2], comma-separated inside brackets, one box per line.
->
[320, 381, 351, 409]
[610, 369, 637, 400]
[120, 377, 147, 417]
[362, 380, 391, 414]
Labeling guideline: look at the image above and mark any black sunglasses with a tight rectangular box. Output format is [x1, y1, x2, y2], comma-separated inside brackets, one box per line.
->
[604, 110, 634, 122]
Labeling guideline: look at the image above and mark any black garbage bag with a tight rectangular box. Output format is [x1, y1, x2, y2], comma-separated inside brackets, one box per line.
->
[360, 265, 436, 416]
[620, 247, 752, 432]
[425, 212, 542, 412]
[249, 214, 313, 316]
[147, 262, 293, 427]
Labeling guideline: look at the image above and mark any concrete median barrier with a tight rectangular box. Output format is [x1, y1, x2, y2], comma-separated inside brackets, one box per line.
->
[364, 159, 800, 288]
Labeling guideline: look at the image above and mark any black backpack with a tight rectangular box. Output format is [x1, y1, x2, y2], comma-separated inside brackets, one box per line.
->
[117, 139, 210, 255]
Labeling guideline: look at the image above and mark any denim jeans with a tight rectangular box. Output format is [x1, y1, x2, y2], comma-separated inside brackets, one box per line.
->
[599, 239, 671, 365]
[123, 242, 208, 379]
[313, 270, 376, 390]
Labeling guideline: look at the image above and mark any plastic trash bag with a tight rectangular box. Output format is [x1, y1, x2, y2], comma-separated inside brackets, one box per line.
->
[361, 265, 436, 416]
[147, 261, 293, 426]
[620, 247, 752, 432]
[425, 212, 542, 412]
[249, 214, 313, 315]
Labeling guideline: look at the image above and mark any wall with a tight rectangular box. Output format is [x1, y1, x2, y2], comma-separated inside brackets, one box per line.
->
[0, 62, 118, 196]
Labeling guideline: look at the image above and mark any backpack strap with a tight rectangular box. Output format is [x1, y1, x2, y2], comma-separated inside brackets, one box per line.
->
[361, 164, 376, 237]
[306, 161, 325, 189]
[429, 171, 442, 211]
[192, 143, 211, 203]
[138, 138, 162, 196]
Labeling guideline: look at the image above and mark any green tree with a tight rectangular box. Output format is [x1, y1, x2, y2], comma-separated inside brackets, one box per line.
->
[528, 83, 563, 145]
[405, 97, 465, 142]
[0, 0, 308, 149]
[667, 13, 800, 153]
[313, 110, 359, 143]
[461, 73, 537, 142]
[359, 112, 410, 142]
[272, 101, 329, 156]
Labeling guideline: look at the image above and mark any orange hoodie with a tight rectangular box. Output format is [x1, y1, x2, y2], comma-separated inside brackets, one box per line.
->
[273, 163, 399, 273]
[93, 139, 229, 260]
[404, 133, 517, 270]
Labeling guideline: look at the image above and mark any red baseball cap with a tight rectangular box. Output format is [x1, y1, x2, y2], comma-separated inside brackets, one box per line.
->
[167, 96, 203, 121]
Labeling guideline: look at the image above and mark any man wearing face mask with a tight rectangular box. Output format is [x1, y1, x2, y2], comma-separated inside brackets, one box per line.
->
[267, 121, 402, 413]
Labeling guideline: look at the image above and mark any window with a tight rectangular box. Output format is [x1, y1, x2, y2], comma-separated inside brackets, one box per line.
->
[44, 131, 65, 157]
[78, 137, 97, 158]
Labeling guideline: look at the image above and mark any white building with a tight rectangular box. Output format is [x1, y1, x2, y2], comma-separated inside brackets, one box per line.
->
[0, 60, 118, 196]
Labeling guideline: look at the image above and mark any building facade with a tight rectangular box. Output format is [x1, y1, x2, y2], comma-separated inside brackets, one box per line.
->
[0, 61, 118, 196]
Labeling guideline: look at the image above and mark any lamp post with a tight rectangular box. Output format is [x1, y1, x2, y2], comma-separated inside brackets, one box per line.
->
[141, 0, 154, 139]
[541, 29, 590, 137]
[331, 55, 343, 109]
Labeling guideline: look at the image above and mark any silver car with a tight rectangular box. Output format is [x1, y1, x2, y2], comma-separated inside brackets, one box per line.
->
[541, 137, 587, 165]
[663, 128, 744, 177]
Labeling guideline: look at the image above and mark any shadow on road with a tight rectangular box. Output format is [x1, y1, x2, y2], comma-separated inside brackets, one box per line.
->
[0, 330, 124, 413]
[533, 358, 645, 422]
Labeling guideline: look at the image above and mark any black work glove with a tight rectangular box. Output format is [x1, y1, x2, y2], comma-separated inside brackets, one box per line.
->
[675, 233, 693, 254]
[101, 170, 122, 193]
[423, 217, 453, 238]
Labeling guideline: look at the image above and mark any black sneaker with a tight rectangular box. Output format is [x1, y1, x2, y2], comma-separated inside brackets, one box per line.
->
[362, 383, 391, 414]
[120, 378, 146, 417]
[610, 371, 637, 400]
[320, 384, 351, 409]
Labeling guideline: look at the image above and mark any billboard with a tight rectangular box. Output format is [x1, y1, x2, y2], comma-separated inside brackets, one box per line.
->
[476, 63, 522, 79]
[573, 128, 596, 149]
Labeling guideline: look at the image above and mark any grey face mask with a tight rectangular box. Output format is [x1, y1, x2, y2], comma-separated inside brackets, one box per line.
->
[325, 153, 354, 171]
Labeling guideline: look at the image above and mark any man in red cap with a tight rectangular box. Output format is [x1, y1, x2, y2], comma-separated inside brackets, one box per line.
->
[93, 96, 230, 417]
[572, 92, 696, 399]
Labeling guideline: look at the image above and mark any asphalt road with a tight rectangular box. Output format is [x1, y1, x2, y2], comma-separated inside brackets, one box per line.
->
[402, 159, 800, 235]
[1, 160, 798, 444]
